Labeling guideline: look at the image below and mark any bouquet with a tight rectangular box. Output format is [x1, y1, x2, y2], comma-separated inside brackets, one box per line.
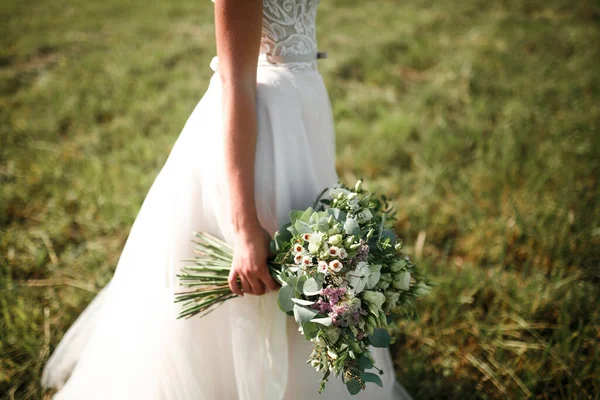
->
[175, 180, 432, 395]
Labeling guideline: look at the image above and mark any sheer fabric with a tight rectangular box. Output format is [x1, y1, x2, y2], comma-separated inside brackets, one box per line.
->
[41, 1, 413, 399]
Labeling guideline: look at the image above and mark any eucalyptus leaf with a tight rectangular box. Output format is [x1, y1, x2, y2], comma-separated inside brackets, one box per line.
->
[291, 298, 315, 306]
[289, 210, 304, 222]
[300, 207, 315, 223]
[344, 217, 361, 236]
[358, 355, 373, 369]
[380, 229, 397, 246]
[326, 207, 346, 222]
[361, 372, 383, 387]
[310, 317, 332, 327]
[302, 321, 319, 340]
[346, 379, 362, 395]
[293, 304, 318, 325]
[294, 219, 312, 234]
[303, 277, 321, 296]
[368, 328, 391, 348]
[277, 285, 294, 313]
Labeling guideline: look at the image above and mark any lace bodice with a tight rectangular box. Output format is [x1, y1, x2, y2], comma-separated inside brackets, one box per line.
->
[211, 0, 322, 72]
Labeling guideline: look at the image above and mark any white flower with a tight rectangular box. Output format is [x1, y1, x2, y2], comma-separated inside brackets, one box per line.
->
[293, 243, 304, 253]
[354, 180, 363, 192]
[302, 233, 311, 241]
[392, 271, 411, 291]
[339, 247, 348, 259]
[327, 246, 341, 257]
[302, 255, 313, 267]
[294, 254, 303, 264]
[327, 349, 338, 359]
[309, 232, 324, 245]
[308, 242, 320, 254]
[318, 260, 329, 274]
[328, 260, 343, 272]
[328, 234, 343, 245]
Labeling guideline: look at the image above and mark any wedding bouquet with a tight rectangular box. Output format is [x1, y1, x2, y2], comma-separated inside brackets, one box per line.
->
[175, 180, 432, 394]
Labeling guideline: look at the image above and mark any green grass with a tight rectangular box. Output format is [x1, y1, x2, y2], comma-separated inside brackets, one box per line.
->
[1, 0, 599, 398]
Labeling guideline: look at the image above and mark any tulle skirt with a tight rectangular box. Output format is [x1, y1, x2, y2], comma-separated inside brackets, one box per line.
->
[42, 57, 412, 400]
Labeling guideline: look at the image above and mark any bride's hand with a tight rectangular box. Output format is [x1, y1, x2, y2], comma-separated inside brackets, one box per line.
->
[228, 224, 279, 296]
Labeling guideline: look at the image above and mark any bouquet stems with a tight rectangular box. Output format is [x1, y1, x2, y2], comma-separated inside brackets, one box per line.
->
[175, 231, 282, 319]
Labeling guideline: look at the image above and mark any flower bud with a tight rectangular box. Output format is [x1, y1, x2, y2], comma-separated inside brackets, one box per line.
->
[354, 180, 363, 192]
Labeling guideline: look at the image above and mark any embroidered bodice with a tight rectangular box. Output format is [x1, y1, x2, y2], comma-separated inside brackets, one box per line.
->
[211, 0, 322, 71]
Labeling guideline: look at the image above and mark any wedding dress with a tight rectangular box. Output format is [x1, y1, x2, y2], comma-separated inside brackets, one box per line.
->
[41, 0, 413, 398]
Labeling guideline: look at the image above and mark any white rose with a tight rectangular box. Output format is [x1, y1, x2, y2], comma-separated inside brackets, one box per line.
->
[328, 234, 343, 245]
[308, 241, 320, 254]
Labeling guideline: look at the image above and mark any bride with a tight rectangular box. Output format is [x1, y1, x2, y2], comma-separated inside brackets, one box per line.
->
[42, 0, 413, 398]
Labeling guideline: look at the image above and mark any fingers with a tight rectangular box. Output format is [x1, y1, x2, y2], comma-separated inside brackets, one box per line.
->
[261, 271, 280, 292]
[228, 269, 243, 296]
[246, 275, 265, 296]
[239, 274, 252, 295]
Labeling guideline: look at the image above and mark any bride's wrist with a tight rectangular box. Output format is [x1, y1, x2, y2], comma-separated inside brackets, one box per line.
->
[231, 213, 261, 238]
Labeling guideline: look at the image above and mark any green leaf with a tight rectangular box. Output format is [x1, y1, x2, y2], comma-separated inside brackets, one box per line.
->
[303, 277, 321, 296]
[277, 285, 294, 313]
[293, 304, 318, 325]
[294, 219, 312, 234]
[358, 355, 373, 369]
[293, 275, 307, 296]
[368, 328, 391, 348]
[271, 225, 292, 252]
[344, 217, 361, 236]
[289, 210, 304, 222]
[310, 317, 332, 327]
[300, 207, 315, 223]
[316, 216, 331, 232]
[361, 372, 383, 387]
[291, 298, 315, 306]
[346, 379, 362, 395]
[326, 207, 346, 222]
[380, 229, 397, 246]
[302, 321, 319, 339]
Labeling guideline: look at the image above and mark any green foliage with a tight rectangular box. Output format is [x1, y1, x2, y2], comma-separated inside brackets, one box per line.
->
[1, 0, 599, 398]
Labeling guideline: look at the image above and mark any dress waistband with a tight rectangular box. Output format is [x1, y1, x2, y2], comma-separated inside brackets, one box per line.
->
[210, 51, 327, 72]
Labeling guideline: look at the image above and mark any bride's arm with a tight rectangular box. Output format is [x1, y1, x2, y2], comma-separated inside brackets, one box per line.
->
[214, 0, 278, 296]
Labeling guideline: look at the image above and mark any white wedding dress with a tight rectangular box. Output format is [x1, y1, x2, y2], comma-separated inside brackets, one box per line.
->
[42, 0, 413, 399]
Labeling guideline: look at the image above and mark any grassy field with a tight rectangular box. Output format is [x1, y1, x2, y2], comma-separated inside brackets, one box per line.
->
[1, 0, 599, 398]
